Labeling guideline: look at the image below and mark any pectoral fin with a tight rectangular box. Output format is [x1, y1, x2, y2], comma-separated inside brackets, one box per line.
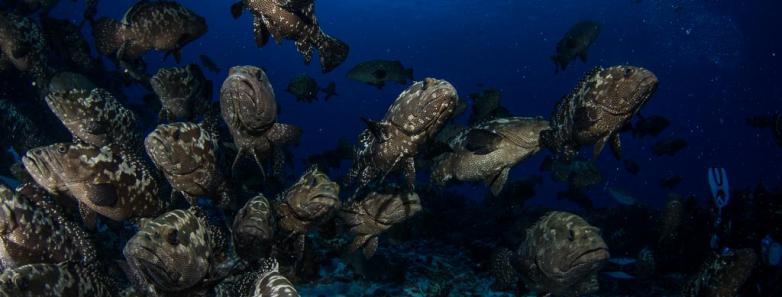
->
[363, 236, 379, 258]
[610, 134, 622, 160]
[252, 16, 270, 46]
[487, 167, 510, 196]
[71, 183, 118, 207]
[465, 129, 502, 155]
[348, 234, 371, 253]
[593, 135, 610, 160]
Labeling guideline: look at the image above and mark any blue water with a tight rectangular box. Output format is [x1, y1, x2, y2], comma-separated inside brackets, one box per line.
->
[51, 0, 780, 209]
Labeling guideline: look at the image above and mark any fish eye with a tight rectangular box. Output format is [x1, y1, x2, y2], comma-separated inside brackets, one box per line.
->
[167, 229, 180, 245]
[623, 68, 634, 78]
[568, 229, 575, 242]
[307, 177, 318, 187]
[57, 145, 67, 154]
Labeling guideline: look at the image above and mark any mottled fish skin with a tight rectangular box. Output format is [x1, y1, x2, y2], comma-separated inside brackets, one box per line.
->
[275, 166, 340, 236]
[41, 17, 99, 74]
[123, 207, 232, 294]
[150, 64, 212, 123]
[432, 117, 550, 196]
[516, 211, 609, 297]
[0, 261, 115, 297]
[22, 143, 164, 225]
[340, 192, 422, 258]
[0, 12, 53, 88]
[540, 66, 658, 161]
[0, 99, 46, 154]
[232, 194, 276, 262]
[215, 258, 299, 297]
[551, 21, 601, 73]
[0, 184, 95, 270]
[45, 88, 141, 151]
[347, 78, 459, 192]
[220, 65, 302, 174]
[236, 0, 349, 72]
[145, 122, 231, 208]
[92, 1, 207, 67]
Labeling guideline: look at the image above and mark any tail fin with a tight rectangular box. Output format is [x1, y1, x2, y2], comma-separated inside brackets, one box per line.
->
[318, 35, 349, 73]
[92, 18, 122, 55]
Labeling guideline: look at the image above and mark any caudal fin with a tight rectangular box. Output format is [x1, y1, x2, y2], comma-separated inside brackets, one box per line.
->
[318, 35, 349, 73]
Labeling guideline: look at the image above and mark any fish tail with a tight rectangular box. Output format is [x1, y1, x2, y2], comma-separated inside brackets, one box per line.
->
[92, 18, 123, 55]
[317, 34, 349, 73]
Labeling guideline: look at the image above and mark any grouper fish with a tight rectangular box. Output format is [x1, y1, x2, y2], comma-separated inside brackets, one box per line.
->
[551, 21, 601, 73]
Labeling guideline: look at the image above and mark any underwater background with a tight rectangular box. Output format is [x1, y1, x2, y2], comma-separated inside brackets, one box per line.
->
[1, 0, 781, 296]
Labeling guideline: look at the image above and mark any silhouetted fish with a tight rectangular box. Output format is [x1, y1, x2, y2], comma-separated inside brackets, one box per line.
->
[551, 21, 601, 73]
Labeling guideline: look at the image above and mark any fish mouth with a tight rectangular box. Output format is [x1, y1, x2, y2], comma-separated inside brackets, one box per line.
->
[133, 246, 179, 288]
[569, 247, 610, 271]
[21, 153, 57, 193]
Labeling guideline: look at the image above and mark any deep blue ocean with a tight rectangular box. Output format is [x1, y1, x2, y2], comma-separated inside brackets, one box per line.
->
[2, 0, 782, 296]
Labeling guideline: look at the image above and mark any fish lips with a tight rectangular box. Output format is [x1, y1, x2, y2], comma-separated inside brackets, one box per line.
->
[125, 245, 182, 290]
[567, 246, 610, 275]
[21, 151, 60, 194]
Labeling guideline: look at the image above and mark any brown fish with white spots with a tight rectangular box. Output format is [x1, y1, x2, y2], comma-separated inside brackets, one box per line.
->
[0, 12, 52, 89]
[275, 167, 340, 260]
[232, 194, 276, 262]
[0, 261, 116, 297]
[92, 1, 207, 77]
[45, 88, 141, 152]
[347, 78, 459, 193]
[145, 122, 231, 208]
[0, 184, 95, 270]
[340, 192, 422, 258]
[515, 211, 609, 297]
[540, 66, 658, 161]
[123, 207, 236, 296]
[231, 0, 349, 73]
[150, 64, 213, 123]
[22, 143, 164, 228]
[214, 258, 300, 297]
[220, 65, 302, 176]
[432, 117, 550, 196]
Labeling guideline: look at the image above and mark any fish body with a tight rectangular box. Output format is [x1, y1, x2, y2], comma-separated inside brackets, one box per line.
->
[22, 143, 163, 226]
[41, 17, 98, 74]
[92, 1, 207, 73]
[550, 158, 603, 188]
[123, 207, 234, 295]
[551, 21, 601, 72]
[432, 117, 550, 196]
[0, 261, 115, 297]
[541, 66, 658, 161]
[0, 184, 95, 270]
[220, 65, 301, 174]
[150, 64, 212, 122]
[145, 122, 230, 208]
[346, 60, 413, 88]
[0, 99, 46, 154]
[340, 192, 422, 258]
[232, 194, 275, 262]
[275, 167, 340, 236]
[516, 211, 609, 297]
[347, 78, 459, 191]
[45, 88, 140, 150]
[286, 74, 319, 102]
[652, 137, 687, 156]
[214, 258, 299, 297]
[233, 0, 348, 72]
[0, 12, 52, 88]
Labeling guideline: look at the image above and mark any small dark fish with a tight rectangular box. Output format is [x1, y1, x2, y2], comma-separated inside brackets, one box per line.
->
[22, 143, 164, 228]
[347, 78, 459, 193]
[468, 88, 512, 125]
[0, 12, 52, 88]
[632, 114, 670, 138]
[516, 212, 609, 296]
[199, 54, 221, 73]
[651, 137, 687, 156]
[340, 192, 422, 258]
[92, 1, 207, 78]
[150, 64, 212, 122]
[123, 207, 236, 295]
[432, 117, 550, 195]
[623, 159, 640, 175]
[321, 81, 337, 101]
[551, 21, 601, 73]
[287, 75, 337, 103]
[0, 261, 116, 297]
[659, 175, 682, 189]
[41, 17, 98, 74]
[541, 66, 658, 161]
[220, 65, 302, 176]
[550, 158, 603, 188]
[231, 0, 349, 73]
[346, 60, 413, 89]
